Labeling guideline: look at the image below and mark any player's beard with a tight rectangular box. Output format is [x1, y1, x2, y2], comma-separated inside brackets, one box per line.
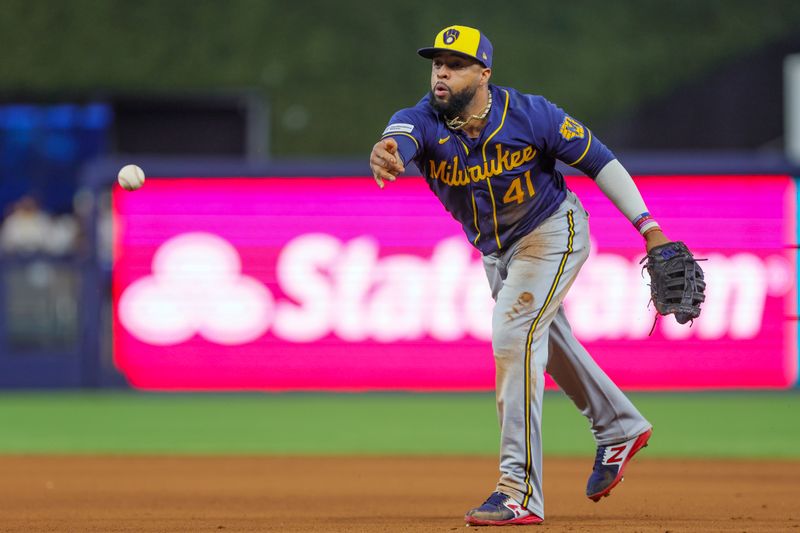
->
[428, 83, 478, 120]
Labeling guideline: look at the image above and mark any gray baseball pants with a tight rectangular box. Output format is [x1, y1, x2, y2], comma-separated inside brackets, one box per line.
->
[482, 190, 652, 518]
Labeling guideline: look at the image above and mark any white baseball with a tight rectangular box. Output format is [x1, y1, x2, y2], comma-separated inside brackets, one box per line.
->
[118, 164, 146, 191]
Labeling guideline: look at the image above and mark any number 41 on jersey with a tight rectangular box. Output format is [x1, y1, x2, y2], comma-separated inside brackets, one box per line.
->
[503, 170, 535, 204]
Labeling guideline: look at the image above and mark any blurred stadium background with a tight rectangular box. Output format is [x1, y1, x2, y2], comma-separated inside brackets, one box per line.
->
[1, 1, 799, 530]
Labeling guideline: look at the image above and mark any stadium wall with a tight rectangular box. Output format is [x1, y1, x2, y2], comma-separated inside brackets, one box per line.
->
[0, 154, 797, 389]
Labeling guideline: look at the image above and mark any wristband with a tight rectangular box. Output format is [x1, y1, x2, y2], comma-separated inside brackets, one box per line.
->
[633, 212, 660, 236]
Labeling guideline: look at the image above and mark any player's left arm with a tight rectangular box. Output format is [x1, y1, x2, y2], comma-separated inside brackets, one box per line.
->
[594, 160, 670, 251]
[534, 97, 704, 323]
[533, 97, 668, 247]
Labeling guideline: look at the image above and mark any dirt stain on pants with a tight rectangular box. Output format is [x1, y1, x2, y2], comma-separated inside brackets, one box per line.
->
[505, 291, 535, 322]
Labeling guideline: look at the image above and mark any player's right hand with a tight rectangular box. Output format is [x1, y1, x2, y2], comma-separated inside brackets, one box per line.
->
[369, 138, 405, 189]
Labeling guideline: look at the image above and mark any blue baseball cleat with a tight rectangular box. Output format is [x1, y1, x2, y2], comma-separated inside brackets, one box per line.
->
[586, 428, 653, 502]
[464, 491, 543, 526]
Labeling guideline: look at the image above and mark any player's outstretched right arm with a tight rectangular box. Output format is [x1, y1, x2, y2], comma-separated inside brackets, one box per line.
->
[369, 138, 405, 189]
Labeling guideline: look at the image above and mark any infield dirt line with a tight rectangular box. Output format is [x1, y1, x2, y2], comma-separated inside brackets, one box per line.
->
[0, 456, 798, 532]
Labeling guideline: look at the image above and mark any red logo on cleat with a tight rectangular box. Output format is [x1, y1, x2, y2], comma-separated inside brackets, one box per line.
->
[605, 445, 627, 464]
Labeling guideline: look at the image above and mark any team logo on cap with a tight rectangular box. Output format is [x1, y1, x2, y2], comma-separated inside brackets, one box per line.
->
[443, 28, 460, 44]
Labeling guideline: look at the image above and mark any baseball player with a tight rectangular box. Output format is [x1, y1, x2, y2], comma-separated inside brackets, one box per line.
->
[369, 25, 672, 526]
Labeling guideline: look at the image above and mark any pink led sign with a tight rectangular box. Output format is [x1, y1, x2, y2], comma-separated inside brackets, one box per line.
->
[112, 175, 797, 390]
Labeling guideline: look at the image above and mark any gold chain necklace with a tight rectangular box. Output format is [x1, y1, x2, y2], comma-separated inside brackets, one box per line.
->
[445, 91, 492, 130]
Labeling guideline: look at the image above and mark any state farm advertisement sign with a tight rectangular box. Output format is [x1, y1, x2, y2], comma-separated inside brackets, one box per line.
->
[112, 175, 797, 390]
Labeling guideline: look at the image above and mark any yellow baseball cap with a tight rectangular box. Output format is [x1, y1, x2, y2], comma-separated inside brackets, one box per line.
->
[417, 25, 494, 68]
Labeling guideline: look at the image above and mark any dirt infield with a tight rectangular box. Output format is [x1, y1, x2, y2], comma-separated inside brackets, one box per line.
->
[1, 456, 798, 532]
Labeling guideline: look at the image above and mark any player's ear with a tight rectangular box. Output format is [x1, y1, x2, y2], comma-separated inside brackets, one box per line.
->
[480, 67, 492, 86]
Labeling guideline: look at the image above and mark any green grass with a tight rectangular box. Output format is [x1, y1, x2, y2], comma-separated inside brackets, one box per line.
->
[0, 391, 797, 458]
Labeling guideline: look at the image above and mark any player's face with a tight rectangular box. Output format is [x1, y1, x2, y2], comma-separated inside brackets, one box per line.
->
[429, 52, 485, 116]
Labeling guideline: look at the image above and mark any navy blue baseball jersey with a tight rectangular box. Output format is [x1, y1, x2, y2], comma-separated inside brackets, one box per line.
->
[381, 84, 615, 255]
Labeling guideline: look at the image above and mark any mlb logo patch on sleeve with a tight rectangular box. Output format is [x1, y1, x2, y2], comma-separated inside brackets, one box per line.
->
[383, 123, 415, 135]
[559, 116, 585, 141]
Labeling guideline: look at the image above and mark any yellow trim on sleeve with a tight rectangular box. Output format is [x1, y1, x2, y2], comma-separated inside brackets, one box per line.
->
[381, 132, 420, 152]
[567, 129, 593, 166]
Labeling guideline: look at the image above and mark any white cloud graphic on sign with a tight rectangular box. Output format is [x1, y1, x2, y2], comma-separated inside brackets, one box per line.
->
[118, 232, 273, 345]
